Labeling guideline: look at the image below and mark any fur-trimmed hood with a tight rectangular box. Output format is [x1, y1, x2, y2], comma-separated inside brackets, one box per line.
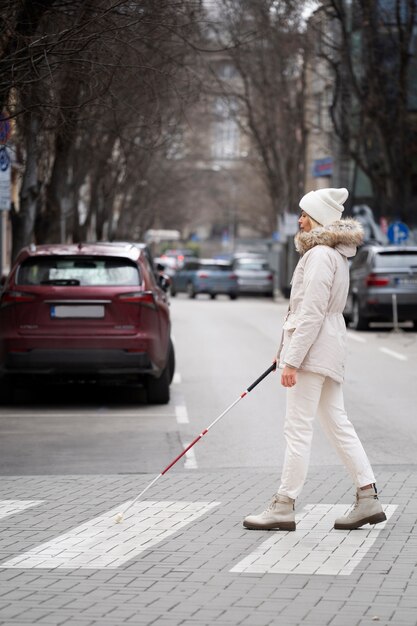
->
[294, 218, 364, 258]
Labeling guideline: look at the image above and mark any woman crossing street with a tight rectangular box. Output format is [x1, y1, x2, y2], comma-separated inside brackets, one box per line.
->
[243, 188, 386, 532]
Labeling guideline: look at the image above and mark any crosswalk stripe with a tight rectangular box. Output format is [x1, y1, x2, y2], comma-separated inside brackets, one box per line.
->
[230, 503, 397, 576]
[0, 500, 220, 569]
[0, 500, 43, 520]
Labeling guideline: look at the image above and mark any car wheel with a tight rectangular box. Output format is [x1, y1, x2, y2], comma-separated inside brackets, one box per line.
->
[168, 338, 175, 383]
[187, 282, 196, 299]
[412, 320, 417, 331]
[351, 298, 369, 331]
[146, 366, 170, 405]
[230, 293, 238, 300]
[170, 285, 177, 297]
[210, 293, 216, 300]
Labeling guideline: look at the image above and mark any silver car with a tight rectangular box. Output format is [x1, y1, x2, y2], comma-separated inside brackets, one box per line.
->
[344, 245, 417, 330]
[233, 257, 274, 297]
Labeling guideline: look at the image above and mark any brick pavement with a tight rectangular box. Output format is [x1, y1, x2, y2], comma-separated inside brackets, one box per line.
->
[0, 466, 416, 626]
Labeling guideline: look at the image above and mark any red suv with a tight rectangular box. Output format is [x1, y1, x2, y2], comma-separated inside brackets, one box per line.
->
[0, 243, 174, 403]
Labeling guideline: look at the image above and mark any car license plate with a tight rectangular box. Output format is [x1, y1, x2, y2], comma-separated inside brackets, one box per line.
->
[50, 305, 105, 319]
[397, 278, 417, 285]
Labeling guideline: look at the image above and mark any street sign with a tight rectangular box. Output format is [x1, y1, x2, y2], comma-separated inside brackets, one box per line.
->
[387, 221, 409, 244]
[312, 156, 333, 178]
[0, 146, 11, 210]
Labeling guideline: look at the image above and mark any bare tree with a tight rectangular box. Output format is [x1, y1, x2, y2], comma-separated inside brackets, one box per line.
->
[2, 0, 204, 259]
[315, 0, 417, 221]
[212, 0, 306, 222]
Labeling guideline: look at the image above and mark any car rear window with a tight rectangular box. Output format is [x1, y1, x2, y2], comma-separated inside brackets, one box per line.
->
[374, 252, 417, 269]
[17, 256, 141, 286]
[235, 259, 269, 270]
[200, 263, 233, 272]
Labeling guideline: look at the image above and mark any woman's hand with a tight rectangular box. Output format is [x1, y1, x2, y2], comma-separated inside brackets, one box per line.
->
[281, 365, 298, 388]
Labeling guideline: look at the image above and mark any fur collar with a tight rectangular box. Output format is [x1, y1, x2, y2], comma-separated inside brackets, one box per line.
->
[294, 218, 364, 256]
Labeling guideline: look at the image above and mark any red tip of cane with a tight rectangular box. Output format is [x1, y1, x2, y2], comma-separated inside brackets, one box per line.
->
[240, 391, 247, 398]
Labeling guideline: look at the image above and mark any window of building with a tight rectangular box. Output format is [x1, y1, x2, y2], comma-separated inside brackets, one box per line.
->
[211, 97, 241, 158]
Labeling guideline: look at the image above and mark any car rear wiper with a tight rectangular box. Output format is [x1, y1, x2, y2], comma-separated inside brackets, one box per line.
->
[40, 279, 81, 286]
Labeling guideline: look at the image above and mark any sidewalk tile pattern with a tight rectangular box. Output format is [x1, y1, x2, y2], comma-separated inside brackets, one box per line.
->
[0, 467, 416, 626]
[1, 501, 220, 569]
[231, 503, 397, 576]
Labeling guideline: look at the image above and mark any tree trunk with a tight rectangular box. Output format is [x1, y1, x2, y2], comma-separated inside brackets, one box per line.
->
[40, 136, 72, 243]
[11, 111, 40, 260]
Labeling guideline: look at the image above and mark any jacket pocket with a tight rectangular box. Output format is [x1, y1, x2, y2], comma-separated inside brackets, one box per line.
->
[283, 313, 298, 331]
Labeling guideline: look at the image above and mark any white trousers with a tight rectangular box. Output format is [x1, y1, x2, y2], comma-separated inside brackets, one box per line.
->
[278, 370, 375, 500]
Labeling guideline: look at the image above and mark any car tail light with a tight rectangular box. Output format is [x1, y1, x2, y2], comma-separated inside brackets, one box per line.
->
[229, 273, 237, 279]
[267, 274, 273, 281]
[365, 274, 390, 287]
[197, 272, 209, 279]
[0, 290, 36, 307]
[118, 291, 156, 309]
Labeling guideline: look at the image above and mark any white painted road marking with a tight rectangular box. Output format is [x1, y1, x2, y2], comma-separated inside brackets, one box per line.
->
[347, 332, 366, 343]
[0, 500, 43, 520]
[231, 503, 397, 576]
[183, 442, 198, 469]
[1, 500, 220, 569]
[379, 347, 408, 361]
[175, 405, 189, 424]
[173, 372, 182, 384]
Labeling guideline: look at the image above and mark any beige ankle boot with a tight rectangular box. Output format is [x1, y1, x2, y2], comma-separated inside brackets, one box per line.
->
[243, 494, 296, 531]
[334, 486, 386, 530]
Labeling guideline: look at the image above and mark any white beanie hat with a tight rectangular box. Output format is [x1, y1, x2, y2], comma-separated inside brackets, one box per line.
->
[299, 188, 349, 226]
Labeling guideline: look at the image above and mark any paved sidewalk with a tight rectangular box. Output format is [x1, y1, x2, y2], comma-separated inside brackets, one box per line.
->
[0, 466, 416, 626]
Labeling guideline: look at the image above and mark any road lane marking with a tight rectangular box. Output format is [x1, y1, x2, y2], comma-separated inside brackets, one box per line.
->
[231, 503, 397, 576]
[173, 372, 182, 384]
[379, 347, 408, 361]
[0, 500, 219, 569]
[347, 332, 366, 343]
[0, 500, 43, 520]
[183, 442, 198, 469]
[175, 405, 189, 424]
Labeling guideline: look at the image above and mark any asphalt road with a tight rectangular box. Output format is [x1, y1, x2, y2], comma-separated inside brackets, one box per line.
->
[0, 295, 416, 475]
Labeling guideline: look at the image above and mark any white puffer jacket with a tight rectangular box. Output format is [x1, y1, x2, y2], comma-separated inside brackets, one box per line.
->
[277, 219, 364, 383]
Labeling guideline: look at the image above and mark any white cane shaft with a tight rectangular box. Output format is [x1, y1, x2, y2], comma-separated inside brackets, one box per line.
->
[121, 473, 162, 516]
[206, 395, 243, 432]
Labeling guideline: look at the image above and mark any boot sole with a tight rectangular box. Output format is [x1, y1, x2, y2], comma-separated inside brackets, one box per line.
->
[243, 521, 296, 531]
[334, 511, 387, 530]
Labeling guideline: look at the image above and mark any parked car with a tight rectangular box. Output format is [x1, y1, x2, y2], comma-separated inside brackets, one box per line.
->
[108, 242, 171, 292]
[344, 245, 417, 330]
[233, 256, 274, 297]
[0, 242, 175, 403]
[170, 258, 239, 299]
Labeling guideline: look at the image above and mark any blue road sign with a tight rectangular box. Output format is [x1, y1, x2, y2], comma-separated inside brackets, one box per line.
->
[0, 113, 11, 144]
[387, 221, 409, 244]
[0, 146, 10, 172]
